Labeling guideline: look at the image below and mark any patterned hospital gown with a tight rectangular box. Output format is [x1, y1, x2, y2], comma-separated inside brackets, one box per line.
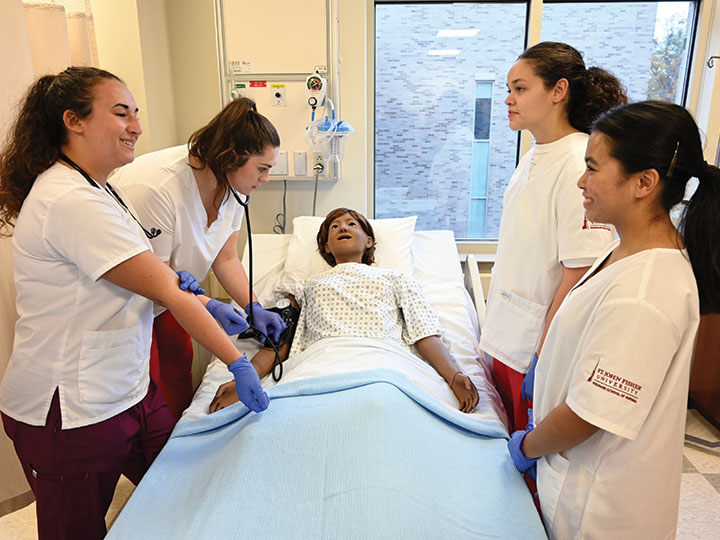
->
[280, 263, 441, 357]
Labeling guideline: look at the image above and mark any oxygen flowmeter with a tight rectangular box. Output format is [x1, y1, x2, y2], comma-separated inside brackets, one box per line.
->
[305, 73, 327, 109]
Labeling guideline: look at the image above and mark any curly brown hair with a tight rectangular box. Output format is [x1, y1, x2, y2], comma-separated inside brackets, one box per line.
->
[316, 208, 376, 266]
[0, 67, 122, 235]
[187, 97, 280, 210]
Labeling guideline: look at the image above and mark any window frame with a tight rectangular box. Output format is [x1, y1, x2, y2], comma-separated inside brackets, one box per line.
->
[370, 0, 703, 253]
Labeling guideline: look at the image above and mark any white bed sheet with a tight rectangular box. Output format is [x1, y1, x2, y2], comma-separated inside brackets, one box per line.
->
[183, 230, 508, 430]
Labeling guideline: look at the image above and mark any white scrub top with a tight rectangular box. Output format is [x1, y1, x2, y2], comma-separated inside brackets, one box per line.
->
[534, 241, 699, 540]
[0, 163, 154, 429]
[480, 132, 614, 373]
[112, 145, 244, 314]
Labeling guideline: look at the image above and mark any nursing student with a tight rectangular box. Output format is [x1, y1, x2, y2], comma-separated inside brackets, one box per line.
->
[479, 42, 627, 430]
[111, 97, 287, 419]
[0, 67, 268, 540]
[508, 101, 720, 539]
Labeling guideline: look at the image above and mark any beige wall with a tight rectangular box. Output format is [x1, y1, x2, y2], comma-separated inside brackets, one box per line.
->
[91, 0, 720, 226]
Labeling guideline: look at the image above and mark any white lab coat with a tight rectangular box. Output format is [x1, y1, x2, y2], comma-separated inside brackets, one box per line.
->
[112, 146, 244, 315]
[534, 241, 699, 540]
[481, 133, 613, 373]
[0, 164, 153, 429]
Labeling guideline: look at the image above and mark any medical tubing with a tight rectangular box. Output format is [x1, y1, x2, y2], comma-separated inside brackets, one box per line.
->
[233, 187, 285, 381]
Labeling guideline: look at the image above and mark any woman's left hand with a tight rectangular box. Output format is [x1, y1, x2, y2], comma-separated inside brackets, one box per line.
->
[245, 302, 287, 344]
[451, 372, 479, 413]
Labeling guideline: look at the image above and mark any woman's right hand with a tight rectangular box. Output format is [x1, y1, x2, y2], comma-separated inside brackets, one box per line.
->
[227, 354, 269, 412]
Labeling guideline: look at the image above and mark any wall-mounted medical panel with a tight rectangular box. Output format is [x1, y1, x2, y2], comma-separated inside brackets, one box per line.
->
[215, 0, 340, 180]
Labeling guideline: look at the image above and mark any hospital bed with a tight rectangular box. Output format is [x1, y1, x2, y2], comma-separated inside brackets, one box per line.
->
[106, 219, 546, 539]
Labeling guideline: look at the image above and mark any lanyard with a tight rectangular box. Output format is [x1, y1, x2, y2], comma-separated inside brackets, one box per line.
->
[59, 153, 161, 239]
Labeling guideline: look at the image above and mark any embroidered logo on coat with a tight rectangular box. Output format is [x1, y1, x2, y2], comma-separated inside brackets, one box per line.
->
[582, 217, 612, 231]
[587, 360, 642, 403]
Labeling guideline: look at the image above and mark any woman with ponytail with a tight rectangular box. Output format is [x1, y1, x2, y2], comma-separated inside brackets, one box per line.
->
[0, 68, 268, 540]
[111, 98, 286, 420]
[507, 101, 715, 539]
[480, 42, 628, 432]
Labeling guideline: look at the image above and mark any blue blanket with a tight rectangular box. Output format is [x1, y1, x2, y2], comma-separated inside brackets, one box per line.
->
[107, 369, 546, 539]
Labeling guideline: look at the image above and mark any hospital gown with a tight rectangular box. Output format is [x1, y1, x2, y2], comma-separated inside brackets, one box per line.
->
[279, 263, 441, 357]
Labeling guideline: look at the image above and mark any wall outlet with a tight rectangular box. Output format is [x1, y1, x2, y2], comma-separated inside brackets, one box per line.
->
[271, 84, 286, 107]
[313, 152, 326, 176]
[271, 150, 288, 176]
[294, 151, 307, 176]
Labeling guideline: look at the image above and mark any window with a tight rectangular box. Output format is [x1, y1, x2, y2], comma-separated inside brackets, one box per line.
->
[374, 2, 526, 240]
[542, 2, 696, 103]
[374, 1, 698, 241]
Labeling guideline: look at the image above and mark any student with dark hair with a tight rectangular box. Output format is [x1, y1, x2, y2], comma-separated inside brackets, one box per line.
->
[508, 101, 718, 539]
[210, 208, 480, 414]
[480, 42, 628, 431]
[0, 67, 268, 540]
[111, 97, 286, 419]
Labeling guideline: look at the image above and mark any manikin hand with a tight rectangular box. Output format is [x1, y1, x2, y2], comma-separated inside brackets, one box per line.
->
[450, 372, 479, 413]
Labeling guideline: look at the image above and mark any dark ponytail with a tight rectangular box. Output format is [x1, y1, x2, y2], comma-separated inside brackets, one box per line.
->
[519, 42, 628, 133]
[188, 97, 280, 209]
[593, 101, 720, 313]
[0, 67, 122, 234]
[683, 163, 720, 313]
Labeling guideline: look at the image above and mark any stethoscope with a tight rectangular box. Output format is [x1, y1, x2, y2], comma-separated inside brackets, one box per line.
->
[59, 153, 162, 239]
[229, 186, 286, 381]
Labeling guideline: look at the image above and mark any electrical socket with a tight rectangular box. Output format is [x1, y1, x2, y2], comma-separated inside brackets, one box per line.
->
[313, 152, 326, 176]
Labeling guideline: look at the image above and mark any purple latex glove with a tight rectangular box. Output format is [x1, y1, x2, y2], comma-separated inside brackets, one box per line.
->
[244, 302, 287, 344]
[176, 270, 206, 295]
[227, 354, 269, 412]
[206, 299, 250, 336]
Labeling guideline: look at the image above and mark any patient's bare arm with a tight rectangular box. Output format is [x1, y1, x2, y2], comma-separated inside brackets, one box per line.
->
[209, 296, 298, 413]
[415, 336, 479, 413]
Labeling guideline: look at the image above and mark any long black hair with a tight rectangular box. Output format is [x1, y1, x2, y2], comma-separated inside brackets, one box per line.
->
[519, 42, 628, 134]
[593, 101, 720, 313]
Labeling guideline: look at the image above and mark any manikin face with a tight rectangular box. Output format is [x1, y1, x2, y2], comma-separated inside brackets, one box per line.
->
[578, 131, 635, 226]
[324, 213, 374, 264]
[226, 146, 279, 196]
[78, 78, 142, 176]
[505, 59, 559, 135]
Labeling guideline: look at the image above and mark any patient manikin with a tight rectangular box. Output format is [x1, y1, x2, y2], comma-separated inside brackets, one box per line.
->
[210, 208, 479, 413]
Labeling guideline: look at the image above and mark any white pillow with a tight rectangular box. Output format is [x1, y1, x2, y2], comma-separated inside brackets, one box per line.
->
[279, 215, 417, 286]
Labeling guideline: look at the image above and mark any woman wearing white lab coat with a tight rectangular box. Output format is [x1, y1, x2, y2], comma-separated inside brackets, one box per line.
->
[480, 42, 627, 431]
[507, 101, 720, 539]
[111, 98, 286, 419]
[0, 67, 268, 540]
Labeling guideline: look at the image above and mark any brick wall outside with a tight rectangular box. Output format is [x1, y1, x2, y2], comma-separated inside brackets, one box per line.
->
[375, 2, 664, 239]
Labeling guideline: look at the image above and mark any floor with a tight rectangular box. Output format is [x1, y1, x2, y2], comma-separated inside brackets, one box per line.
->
[1, 409, 719, 539]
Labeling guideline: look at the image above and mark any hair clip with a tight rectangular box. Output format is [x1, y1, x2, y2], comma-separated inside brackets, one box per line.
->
[667, 141, 680, 178]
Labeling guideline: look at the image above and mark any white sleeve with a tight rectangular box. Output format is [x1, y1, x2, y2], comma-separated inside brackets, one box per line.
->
[116, 182, 176, 262]
[566, 299, 682, 440]
[44, 188, 150, 281]
[556, 165, 614, 268]
[393, 274, 441, 345]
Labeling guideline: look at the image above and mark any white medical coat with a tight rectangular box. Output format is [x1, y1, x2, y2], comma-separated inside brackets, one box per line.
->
[534, 241, 699, 540]
[481, 133, 613, 372]
[112, 146, 244, 315]
[0, 163, 153, 428]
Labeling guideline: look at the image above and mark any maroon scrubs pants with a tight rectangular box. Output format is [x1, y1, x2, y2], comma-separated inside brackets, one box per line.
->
[150, 309, 194, 420]
[1, 380, 174, 540]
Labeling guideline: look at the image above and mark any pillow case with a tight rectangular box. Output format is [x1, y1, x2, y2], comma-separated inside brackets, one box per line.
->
[279, 215, 417, 286]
